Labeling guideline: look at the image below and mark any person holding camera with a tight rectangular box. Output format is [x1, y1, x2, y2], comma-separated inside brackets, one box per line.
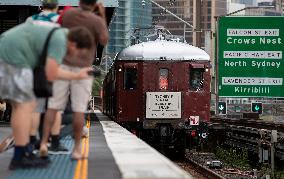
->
[0, 20, 93, 169]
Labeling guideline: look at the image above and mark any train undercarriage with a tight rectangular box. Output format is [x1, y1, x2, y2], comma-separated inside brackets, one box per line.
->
[119, 120, 209, 158]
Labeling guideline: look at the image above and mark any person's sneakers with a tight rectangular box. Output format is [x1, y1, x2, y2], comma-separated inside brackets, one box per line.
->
[33, 140, 41, 150]
[48, 144, 70, 155]
[0, 135, 14, 153]
[9, 153, 50, 170]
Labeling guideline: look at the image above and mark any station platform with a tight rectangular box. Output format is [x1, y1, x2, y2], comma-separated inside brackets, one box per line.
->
[0, 110, 192, 179]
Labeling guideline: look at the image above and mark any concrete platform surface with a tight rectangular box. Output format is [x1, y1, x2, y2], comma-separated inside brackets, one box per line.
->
[0, 111, 193, 179]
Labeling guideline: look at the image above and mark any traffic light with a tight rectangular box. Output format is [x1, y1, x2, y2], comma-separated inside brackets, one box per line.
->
[251, 102, 263, 114]
[218, 102, 227, 115]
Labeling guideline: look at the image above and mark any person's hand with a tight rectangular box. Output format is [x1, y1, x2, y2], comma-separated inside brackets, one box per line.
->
[77, 67, 93, 79]
[94, 3, 106, 19]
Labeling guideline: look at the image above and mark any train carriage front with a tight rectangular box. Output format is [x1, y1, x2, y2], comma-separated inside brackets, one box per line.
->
[109, 40, 211, 155]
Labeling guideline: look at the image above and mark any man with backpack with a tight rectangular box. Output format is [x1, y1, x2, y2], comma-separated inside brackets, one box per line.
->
[0, 19, 93, 169]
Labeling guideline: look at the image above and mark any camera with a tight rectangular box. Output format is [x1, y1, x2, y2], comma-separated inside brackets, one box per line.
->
[88, 67, 101, 77]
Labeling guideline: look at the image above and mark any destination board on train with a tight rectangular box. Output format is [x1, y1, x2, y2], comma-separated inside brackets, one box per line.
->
[217, 16, 284, 97]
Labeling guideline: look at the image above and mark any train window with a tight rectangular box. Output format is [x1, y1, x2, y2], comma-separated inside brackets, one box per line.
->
[124, 68, 137, 90]
[159, 68, 169, 90]
[190, 69, 204, 91]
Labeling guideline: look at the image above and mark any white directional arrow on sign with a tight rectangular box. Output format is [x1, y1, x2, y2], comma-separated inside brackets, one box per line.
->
[219, 105, 224, 111]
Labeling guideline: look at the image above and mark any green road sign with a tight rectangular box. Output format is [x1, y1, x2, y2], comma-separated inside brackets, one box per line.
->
[217, 16, 284, 97]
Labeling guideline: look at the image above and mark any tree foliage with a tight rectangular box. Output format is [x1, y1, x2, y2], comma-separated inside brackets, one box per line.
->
[216, 146, 250, 170]
[92, 76, 104, 96]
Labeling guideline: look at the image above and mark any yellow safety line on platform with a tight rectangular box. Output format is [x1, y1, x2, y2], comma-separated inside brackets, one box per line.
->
[74, 119, 90, 179]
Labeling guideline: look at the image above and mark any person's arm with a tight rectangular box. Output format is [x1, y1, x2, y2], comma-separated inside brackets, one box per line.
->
[45, 57, 91, 81]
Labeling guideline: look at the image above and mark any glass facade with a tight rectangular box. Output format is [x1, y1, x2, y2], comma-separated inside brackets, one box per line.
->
[106, 0, 152, 56]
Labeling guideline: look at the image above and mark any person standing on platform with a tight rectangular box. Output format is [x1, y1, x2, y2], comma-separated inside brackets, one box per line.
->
[27, 0, 69, 154]
[40, 0, 109, 160]
[0, 20, 93, 169]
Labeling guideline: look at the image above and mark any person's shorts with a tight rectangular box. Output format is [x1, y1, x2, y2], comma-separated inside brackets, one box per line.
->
[0, 61, 35, 103]
[35, 98, 47, 113]
[48, 64, 93, 113]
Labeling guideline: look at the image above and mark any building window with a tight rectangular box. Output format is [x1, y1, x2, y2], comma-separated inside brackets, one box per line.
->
[159, 68, 169, 90]
[189, 68, 204, 91]
[208, 8, 211, 14]
[124, 68, 137, 90]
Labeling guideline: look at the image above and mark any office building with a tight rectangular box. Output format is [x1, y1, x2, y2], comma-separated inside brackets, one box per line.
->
[106, 0, 152, 56]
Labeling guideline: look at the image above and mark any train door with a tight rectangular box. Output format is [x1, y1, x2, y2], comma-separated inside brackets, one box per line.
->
[184, 63, 210, 122]
[117, 63, 141, 122]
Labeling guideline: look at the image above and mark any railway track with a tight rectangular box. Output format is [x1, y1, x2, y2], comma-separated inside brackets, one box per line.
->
[181, 158, 225, 179]
[209, 116, 284, 168]
[176, 152, 258, 179]
[211, 117, 284, 132]
[210, 117, 284, 149]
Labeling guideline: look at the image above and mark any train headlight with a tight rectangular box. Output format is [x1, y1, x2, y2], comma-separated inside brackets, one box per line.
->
[201, 133, 208, 139]
[118, 68, 122, 72]
[205, 68, 209, 72]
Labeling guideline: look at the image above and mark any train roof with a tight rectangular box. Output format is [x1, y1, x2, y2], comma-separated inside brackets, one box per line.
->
[116, 40, 210, 61]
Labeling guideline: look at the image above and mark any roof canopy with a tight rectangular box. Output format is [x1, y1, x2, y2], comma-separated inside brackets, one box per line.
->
[0, 0, 118, 7]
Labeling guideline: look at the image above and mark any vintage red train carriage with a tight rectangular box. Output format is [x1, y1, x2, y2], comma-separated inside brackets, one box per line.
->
[102, 39, 211, 155]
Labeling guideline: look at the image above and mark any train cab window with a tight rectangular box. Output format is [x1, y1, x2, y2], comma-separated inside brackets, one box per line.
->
[124, 68, 137, 90]
[159, 68, 169, 90]
[190, 68, 204, 91]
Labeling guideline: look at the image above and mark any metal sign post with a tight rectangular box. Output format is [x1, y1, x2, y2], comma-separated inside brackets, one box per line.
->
[271, 130, 277, 176]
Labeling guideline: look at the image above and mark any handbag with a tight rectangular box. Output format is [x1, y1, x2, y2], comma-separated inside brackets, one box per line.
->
[33, 27, 60, 97]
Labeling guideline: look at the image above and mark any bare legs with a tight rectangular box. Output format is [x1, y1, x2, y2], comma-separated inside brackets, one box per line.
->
[39, 109, 57, 156]
[11, 101, 36, 146]
[71, 112, 84, 159]
[40, 109, 85, 159]
[30, 113, 40, 137]
[30, 111, 62, 138]
[51, 112, 62, 135]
